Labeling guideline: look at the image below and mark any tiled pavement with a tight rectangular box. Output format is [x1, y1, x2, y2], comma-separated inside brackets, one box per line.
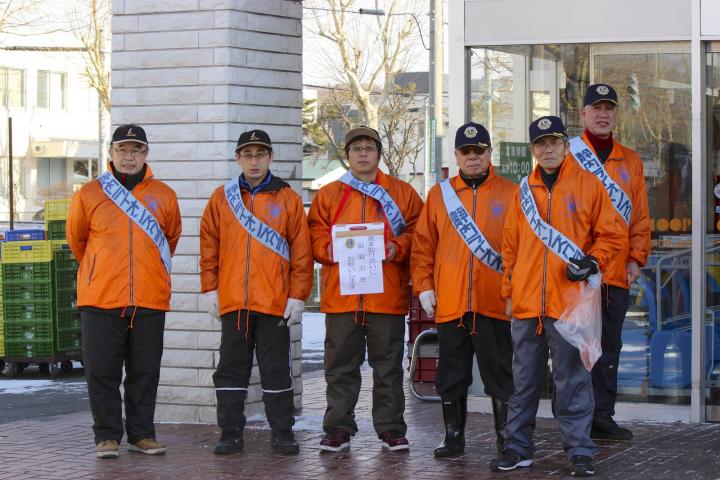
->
[1, 370, 720, 479]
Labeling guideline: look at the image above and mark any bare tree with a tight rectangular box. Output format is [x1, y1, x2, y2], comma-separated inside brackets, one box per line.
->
[305, 0, 426, 178]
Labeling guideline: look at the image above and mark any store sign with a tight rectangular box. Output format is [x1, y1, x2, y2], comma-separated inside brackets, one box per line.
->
[499, 141, 532, 184]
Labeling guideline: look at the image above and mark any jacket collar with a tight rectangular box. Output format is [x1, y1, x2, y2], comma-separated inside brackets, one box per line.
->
[451, 164, 496, 191]
[580, 132, 624, 162]
[528, 156, 575, 188]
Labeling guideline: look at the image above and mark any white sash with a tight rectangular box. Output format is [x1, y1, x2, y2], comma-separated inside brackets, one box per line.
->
[339, 171, 405, 237]
[518, 176, 584, 264]
[97, 171, 172, 274]
[224, 177, 290, 262]
[568, 137, 632, 224]
[440, 179, 503, 273]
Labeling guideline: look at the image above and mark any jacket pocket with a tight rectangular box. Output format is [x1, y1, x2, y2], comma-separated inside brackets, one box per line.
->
[87, 254, 97, 286]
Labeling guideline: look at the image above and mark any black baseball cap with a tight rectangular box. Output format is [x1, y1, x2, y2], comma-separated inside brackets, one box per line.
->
[236, 129, 272, 152]
[529, 116, 567, 143]
[583, 83, 618, 106]
[111, 124, 148, 145]
[455, 122, 490, 149]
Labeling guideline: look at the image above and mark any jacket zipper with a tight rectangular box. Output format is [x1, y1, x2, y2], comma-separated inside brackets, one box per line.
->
[244, 194, 255, 312]
[87, 254, 96, 285]
[541, 185, 554, 317]
[359, 193, 366, 312]
[129, 216, 134, 304]
[467, 185, 477, 312]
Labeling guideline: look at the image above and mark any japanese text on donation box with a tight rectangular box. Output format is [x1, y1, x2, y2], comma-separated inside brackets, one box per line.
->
[332, 223, 385, 295]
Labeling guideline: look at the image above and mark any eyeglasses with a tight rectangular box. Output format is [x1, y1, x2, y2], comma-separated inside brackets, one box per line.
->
[113, 147, 147, 157]
[458, 145, 488, 156]
[238, 151, 270, 160]
[349, 145, 378, 154]
[531, 137, 566, 151]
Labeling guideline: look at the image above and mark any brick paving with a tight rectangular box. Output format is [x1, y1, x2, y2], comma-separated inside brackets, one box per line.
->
[1, 369, 720, 479]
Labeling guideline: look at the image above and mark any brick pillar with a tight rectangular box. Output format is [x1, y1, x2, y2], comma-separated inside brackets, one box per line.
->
[111, 0, 303, 423]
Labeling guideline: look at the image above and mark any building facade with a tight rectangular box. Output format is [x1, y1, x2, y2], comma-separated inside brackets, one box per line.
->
[450, 0, 720, 423]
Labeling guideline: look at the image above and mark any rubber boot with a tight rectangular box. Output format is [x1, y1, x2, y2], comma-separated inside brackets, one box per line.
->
[214, 427, 244, 455]
[491, 397, 508, 453]
[434, 397, 467, 458]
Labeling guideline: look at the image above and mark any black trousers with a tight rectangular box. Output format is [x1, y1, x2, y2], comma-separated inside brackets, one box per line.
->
[323, 312, 407, 436]
[81, 308, 165, 445]
[213, 310, 294, 432]
[591, 285, 630, 416]
[435, 313, 514, 402]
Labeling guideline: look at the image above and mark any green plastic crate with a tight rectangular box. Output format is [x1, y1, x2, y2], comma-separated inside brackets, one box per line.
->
[54, 288, 77, 309]
[3, 282, 52, 303]
[56, 307, 81, 330]
[57, 328, 82, 351]
[2, 262, 52, 283]
[4, 339, 54, 358]
[46, 220, 66, 241]
[4, 321, 53, 342]
[54, 269, 77, 291]
[2, 301, 53, 323]
[52, 245, 78, 271]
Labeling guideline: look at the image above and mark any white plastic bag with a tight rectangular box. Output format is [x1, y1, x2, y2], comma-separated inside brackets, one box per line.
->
[555, 273, 602, 371]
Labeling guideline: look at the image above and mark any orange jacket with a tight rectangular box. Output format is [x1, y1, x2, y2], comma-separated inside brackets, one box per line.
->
[501, 159, 626, 321]
[66, 165, 182, 311]
[411, 168, 516, 323]
[199, 175, 314, 317]
[308, 170, 424, 315]
[566, 134, 651, 289]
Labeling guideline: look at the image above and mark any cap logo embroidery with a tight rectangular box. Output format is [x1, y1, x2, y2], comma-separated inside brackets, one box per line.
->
[596, 85, 609, 95]
[538, 118, 552, 130]
[249, 131, 259, 141]
[464, 126, 478, 138]
[126, 128, 136, 137]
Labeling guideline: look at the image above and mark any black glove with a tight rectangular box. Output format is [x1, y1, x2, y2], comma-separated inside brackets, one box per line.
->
[566, 255, 599, 282]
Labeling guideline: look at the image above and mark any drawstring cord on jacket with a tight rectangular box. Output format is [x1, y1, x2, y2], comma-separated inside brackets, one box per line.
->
[470, 312, 478, 336]
[535, 315, 544, 336]
[353, 310, 367, 327]
[236, 309, 251, 341]
[121, 306, 138, 330]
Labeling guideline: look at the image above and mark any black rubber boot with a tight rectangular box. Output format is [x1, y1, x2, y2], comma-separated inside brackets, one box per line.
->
[434, 397, 467, 458]
[491, 397, 508, 453]
[271, 429, 300, 454]
[213, 427, 244, 455]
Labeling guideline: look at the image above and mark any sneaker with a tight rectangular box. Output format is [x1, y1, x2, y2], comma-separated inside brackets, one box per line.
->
[214, 428, 244, 455]
[271, 430, 299, 454]
[570, 455, 595, 477]
[319, 429, 351, 452]
[489, 449, 533, 471]
[590, 413, 633, 440]
[128, 438, 167, 455]
[379, 430, 410, 451]
[95, 440, 119, 459]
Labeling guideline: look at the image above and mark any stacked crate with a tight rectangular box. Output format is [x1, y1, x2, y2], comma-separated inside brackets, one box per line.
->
[45, 199, 71, 241]
[1, 241, 55, 359]
[52, 242, 81, 353]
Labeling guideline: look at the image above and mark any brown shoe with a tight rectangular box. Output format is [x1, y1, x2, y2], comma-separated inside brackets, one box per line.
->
[128, 438, 167, 455]
[96, 440, 119, 459]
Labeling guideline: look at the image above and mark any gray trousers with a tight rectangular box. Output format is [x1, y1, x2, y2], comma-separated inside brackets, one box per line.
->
[504, 317, 596, 460]
[323, 312, 407, 436]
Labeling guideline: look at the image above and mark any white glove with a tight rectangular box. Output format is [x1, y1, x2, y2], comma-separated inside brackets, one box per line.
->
[204, 290, 220, 320]
[283, 298, 305, 326]
[419, 290, 436, 318]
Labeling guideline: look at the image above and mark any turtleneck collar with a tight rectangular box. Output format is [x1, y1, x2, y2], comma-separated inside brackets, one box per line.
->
[539, 167, 559, 190]
[459, 169, 488, 189]
[584, 128, 614, 162]
[111, 162, 147, 191]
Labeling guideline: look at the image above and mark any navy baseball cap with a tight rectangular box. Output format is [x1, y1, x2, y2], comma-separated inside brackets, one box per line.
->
[111, 124, 148, 145]
[236, 129, 272, 152]
[583, 83, 618, 106]
[455, 122, 490, 149]
[529, 116, 567, 143]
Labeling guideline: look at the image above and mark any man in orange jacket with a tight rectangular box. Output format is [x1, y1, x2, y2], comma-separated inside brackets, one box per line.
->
[67, 124, 182, 459]
[308, 126, 423, 452]
[568, 84, 651, 440]
[490, 116, 625, 477]
[411, 122, 515, 457]
[200, 129, 313, 455]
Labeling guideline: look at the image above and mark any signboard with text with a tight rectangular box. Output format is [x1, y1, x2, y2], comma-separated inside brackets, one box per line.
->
[498, 141, 532, 184]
